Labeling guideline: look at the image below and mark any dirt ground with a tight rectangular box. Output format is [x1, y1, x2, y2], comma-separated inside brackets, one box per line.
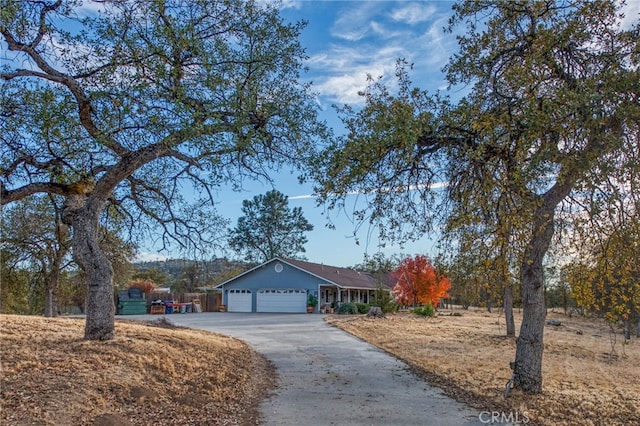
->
[326, 309, 640, 426]
[2, 311, 638, 426]
[0, 315, 274, 426]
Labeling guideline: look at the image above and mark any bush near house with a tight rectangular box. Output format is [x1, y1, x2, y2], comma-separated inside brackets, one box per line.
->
[413, 304, 436, 317]
[355, 303, 370, 314]
[371, 284, 398, 313]
[338, 302, 359, 315]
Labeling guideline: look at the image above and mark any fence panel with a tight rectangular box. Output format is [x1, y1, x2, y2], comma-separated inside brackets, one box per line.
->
[144, 291, 221, 313]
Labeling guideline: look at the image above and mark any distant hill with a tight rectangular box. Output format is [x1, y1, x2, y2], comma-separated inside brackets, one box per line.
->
[133, 258, 251, 291]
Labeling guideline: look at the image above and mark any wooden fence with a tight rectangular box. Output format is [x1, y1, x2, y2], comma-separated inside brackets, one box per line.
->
[145, 292, 222, 313]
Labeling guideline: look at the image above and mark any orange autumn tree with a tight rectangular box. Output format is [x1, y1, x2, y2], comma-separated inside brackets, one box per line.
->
[392, 255, 451, 307]
[128, 279, 157, 295]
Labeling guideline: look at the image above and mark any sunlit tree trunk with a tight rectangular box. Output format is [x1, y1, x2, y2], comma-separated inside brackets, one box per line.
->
[43, 241, 66, 317]
[64, 195, 115, 340]
[512, 186, 568, 393]
[43, 267, 59, 317]
[504, 285, 515, 337]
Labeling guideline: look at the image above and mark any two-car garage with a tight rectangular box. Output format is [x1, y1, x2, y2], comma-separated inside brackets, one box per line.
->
[256, 289, 307, 313]
[227, 288, 308, 313]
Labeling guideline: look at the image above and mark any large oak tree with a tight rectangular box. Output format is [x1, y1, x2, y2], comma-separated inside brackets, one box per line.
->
[314, 0, 639, 393]
[1, 0, 327, 340]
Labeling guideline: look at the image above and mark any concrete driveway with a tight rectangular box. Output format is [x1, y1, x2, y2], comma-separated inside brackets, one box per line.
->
[123, 313, 482, 425]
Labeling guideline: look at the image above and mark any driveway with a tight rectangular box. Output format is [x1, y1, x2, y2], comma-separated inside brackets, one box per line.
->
[125, 313, 482, 425]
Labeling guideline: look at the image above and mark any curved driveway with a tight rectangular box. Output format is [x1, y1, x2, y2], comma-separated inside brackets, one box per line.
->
[127, 313, 482, 425]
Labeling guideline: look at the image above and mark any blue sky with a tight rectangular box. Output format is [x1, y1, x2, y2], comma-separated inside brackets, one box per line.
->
[140, 1, 461, 266]
[139, 0, 640, 267]
[143, 1, 461, 266]
[7, 0, 639, 267]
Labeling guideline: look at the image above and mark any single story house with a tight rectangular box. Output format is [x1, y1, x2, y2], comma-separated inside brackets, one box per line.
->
[215, 257, 392, 313]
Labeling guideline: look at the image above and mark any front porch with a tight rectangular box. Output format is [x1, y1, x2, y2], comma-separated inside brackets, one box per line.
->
[319, 285, 375, 313]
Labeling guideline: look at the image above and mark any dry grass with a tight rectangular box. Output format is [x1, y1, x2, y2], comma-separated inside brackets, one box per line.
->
[0, 315, 274, 426]
[326, 309, 640, 426]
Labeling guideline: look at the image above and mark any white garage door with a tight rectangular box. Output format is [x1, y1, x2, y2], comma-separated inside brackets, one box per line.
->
[257, 289, 307, 313]
[227, 289, 252, 312]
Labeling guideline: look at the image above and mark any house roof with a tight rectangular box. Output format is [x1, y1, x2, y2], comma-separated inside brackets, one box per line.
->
[284, 258, 392, 290]
[215, 257, 393, 290]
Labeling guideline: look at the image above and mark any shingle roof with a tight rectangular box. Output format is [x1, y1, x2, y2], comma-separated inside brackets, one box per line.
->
[283, 258, 392, 290]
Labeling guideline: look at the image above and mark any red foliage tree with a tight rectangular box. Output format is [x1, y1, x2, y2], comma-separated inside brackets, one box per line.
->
[128, 279, 156, 295]
[392, 255, 451, 307]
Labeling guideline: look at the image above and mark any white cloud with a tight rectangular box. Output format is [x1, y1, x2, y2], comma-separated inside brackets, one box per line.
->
[272, 0, 302, 10]
[619, 0, 640, 29]
[302, 2, 455, 105]
[389, 3, 438, 25]
[77, 0, 107, 17]
[289, 181, 448, 200]
[331, 2, 380, 41]
[308, 45, 400, 104]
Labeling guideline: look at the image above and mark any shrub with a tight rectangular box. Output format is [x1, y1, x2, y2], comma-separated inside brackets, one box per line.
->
[355, 303, 370, 314]
[414, 304, 435, 317]
[371, 284, 398, 313]
[307, 294, 318, 307]
[338, 302, 358, 315]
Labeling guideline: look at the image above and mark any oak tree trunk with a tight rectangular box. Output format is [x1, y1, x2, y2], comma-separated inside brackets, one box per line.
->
[512, 195, 562, 393]
[504, 285, 515, 337]
[623, 319, 630, 341]
[513, 258, 546, 393]
[44, 250, 65, 317]
[43, 267, 59, 318]
[64, 195, 115, 340]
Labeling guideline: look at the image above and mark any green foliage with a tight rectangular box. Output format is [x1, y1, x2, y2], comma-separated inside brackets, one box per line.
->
[0, 250, 31, 314]
[355, 303, 370, 314]
[132, 268, 169, 287]
[173, 263, 206, 293]
[307, 294, 318, 307]
[545, 280, 576, 313]
[57, 272, 87, 314]
[228, 190, 314, 263]
[413, 304, 435, 317]
[371, 284, 397, 313]
[353, 252, 401, 274]
[337, 302, 358, 315]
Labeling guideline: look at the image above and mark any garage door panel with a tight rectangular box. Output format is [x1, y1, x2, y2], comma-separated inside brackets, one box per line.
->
[228, 289, 252, 312]
[257, 289, 307, 313]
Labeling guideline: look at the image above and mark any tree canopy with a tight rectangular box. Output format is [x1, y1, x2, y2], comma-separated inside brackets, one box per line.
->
[1, 0, 327, 339]
[313, 0, 639, 393]
[1, 195, 72, 316]
[392, 255, 451, 307]
[228, 189, 313, 263]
